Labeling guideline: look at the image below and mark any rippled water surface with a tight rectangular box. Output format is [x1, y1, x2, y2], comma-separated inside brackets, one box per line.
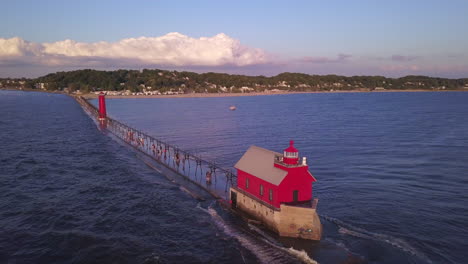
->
[97, 92, 468, 264]
[1, 90, 468, 264]
[0, 91, 264, 264]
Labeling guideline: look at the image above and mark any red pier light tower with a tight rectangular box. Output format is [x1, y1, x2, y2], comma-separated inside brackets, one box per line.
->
[98, 92, 107, 121]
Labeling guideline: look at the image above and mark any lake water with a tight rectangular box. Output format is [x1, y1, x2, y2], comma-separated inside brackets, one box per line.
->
[1, 90, 467, 263]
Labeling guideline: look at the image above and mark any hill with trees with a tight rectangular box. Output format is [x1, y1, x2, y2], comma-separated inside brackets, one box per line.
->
[1, 69, 467, 94]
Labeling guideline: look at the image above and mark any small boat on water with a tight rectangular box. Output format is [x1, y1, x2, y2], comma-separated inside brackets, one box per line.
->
[229, 105, 237, 111]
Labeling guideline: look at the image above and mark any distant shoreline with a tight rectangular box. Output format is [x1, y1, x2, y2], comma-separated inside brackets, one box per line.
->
[82, 89, 468, 99]
[2, 87, 467, 99]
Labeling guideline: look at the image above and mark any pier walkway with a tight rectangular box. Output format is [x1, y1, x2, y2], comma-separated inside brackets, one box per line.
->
[75, 96, 236, 200]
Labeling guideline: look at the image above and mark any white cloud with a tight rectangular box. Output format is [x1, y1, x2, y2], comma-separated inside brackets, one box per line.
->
[0, 33, 268, 67]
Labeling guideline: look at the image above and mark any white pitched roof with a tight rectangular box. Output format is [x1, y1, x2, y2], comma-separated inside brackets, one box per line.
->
[234, 145, 288, 186]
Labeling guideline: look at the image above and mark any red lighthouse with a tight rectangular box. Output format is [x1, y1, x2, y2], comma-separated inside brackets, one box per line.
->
[98, 92, 107, 121]
[234, 140, 316, 208]
[230, 140, 322, 240]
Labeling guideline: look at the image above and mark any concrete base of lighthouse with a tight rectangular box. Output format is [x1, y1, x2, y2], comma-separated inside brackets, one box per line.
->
[230, 187, 322, 241]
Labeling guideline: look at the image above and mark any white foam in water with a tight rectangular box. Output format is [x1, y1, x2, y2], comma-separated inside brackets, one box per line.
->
[331, 239, 352, 254]
[197, 204, 319, 264]
[338, 227, 373, 240]
[286, 247, 318, 264]
[324, 215, 432, 264]
[247, 223, 318, 264]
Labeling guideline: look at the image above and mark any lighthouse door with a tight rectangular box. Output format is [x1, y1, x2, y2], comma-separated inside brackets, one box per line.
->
[293, 190, 299, 202]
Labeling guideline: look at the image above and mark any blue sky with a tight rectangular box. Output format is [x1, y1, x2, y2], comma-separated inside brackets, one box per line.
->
[1, 0, 467, 78]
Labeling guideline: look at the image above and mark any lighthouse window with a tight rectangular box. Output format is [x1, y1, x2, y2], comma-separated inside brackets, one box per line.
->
[284, 152, 298, 158]
[269, 189, 273, 201]
[260, 184, 264, 196]
[246, 178, 249, 189]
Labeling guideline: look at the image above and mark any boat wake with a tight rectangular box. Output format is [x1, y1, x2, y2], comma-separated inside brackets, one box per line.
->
[286, 247, 319, 264]
[197, 203, 318, 264]
[322, 215, 432, 264]
[247, 223, 318, 264]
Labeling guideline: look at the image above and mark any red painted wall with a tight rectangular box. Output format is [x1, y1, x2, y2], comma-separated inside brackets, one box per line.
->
[276, 166, 314, 204]
[237, 170, 280, 208]
[237, 166, 315, 208]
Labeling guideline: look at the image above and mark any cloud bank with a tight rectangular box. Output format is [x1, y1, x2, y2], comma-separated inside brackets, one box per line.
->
[0, 33, 268, 67]
[298, 53, 352, 64]
[1, 33, 466, 78]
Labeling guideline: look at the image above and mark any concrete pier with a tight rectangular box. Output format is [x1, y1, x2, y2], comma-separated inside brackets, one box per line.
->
[231, 187, 322, 240]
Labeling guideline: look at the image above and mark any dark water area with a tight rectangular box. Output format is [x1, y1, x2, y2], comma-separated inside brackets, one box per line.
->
[0, 90, 271, 264]
[1, 90, 467, 264]
[92, 92, 468, 264]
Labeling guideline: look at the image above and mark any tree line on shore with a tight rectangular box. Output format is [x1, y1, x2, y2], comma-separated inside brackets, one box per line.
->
[1, 69, 467, 93]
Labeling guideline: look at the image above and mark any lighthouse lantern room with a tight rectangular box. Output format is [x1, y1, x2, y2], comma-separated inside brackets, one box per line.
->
[283, 140, 299, 165]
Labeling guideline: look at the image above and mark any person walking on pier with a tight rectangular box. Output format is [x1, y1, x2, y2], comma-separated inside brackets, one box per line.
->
[157, 145, 162, 160]
[175, 152, 180, 166]
[152, 143, 156, 155]
[206, 171, 212, 185]
[126, 131, 131, 142]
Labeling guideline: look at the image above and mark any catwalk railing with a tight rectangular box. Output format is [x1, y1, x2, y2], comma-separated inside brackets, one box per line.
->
[75, 96, 237, 200]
